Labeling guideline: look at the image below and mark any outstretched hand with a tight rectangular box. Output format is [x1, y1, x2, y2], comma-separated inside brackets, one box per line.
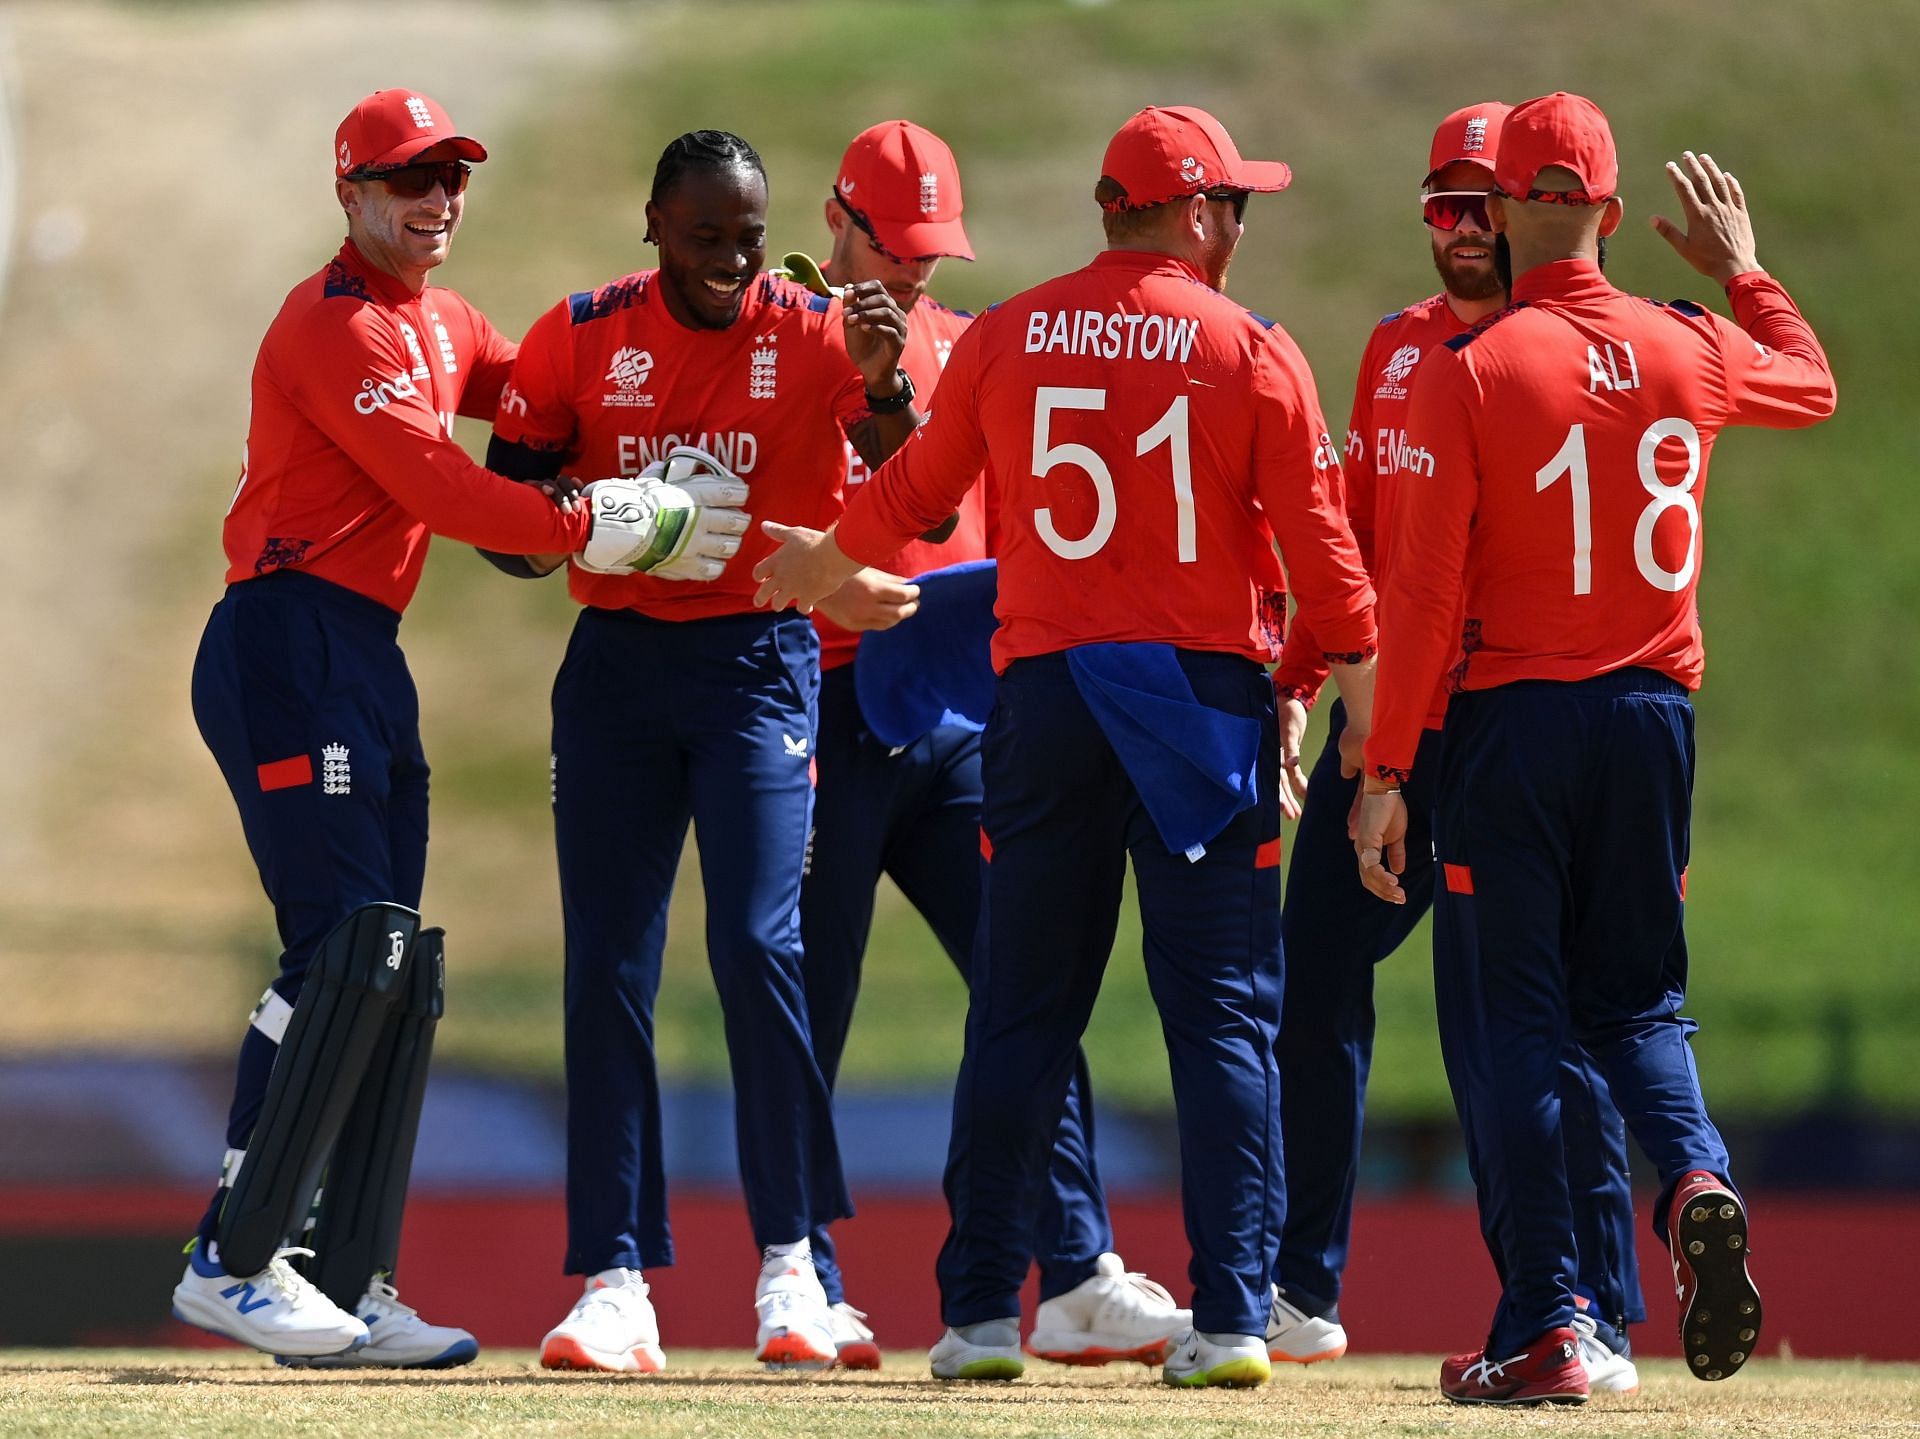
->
[1651, 150, 1761, 286]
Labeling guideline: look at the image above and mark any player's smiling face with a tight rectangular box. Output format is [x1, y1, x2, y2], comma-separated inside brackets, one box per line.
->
[1426, 160, 1501, 303]
[339, 168, 464, 287]
[649, 166, 769, 330]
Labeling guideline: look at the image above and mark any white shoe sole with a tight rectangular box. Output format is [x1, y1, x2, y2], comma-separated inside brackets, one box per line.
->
[1026, 1327, 1181, 1365]
[540, 1333, 665, 1373]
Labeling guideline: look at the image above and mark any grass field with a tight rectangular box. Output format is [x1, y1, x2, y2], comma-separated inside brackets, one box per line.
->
[0, 0, 1915, 1120]
[3, 1351, 1917, 1439]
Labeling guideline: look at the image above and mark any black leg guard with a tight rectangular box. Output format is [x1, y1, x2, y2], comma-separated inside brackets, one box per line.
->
[306, 927, 446, 1309]
[216, 902, 420, 1278]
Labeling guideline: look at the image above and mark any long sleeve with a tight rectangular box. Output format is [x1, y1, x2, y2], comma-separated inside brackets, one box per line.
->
[1717, 272, 1837, 429]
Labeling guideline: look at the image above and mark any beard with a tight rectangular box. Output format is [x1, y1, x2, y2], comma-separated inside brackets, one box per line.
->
[1433, 237, 1503, 302]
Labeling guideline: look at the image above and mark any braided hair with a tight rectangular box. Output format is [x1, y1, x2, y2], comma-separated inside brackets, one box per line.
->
[650, 130, 765, 206]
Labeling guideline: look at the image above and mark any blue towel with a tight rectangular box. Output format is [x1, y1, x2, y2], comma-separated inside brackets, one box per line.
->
[1066, 642, 1261, 859]
[854, 559, 999, 748]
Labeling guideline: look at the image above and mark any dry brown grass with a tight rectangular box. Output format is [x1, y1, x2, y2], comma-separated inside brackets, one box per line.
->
[1, 1350, 1916, 1438]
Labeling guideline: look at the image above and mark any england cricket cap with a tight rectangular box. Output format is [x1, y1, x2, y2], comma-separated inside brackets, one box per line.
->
[1098, 105, 1292, 209]
[834, 121, 974, 261]
[1426, 101, 1511, 186]
[335, 89, 487, 179]
[1494, 92, 1618, 205]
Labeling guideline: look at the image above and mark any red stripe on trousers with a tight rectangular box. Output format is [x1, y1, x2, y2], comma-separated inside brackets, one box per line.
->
[256, 755, 313, 791]
[1443, 862, 1474, 894]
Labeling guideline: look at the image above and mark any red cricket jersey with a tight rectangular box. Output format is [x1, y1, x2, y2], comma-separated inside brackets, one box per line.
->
[814, 296, 989, 671]
[833, 249, 1375, 672]
[1365, 262, 1836, 779]
[224, 239, 590, 612]
[495, 271, 872, 621]
[1275, 292, 1468, 729]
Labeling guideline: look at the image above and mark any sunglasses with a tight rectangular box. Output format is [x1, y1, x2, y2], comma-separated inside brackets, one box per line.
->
[833, 191, 940, 265]
[1203, 187, 1250, 223]
[1422, 190, 1494, 232]
[354, 161, 471, 199]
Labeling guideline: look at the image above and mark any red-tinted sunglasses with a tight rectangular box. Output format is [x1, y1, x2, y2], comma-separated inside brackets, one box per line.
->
[1422, 190, 1493, 232]
[353, 161, 471, 199]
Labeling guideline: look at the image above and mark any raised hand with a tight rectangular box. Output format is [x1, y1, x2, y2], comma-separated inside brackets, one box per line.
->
[1650, 150, 1761, 286]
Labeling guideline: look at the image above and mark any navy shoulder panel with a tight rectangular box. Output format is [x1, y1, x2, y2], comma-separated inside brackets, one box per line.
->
[1443, 299, 1531, 352]
[1378, 309, 1404, 326]
[1649, 296, 1708, 317]
[1244, 308, 1279, 331]
[569, 273, 647, 325]
[322, 259, 373, 303]
[807, 293, 833, 314]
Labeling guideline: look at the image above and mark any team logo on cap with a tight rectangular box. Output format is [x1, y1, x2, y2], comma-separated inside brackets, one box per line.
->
[338, 139, 351, 170]
[602, 346, 658, 408]
[1180, 155, 1205, 184]
[919, 171, 939, 214]
[405, 96, 435, 129]
[839, 177, 856, 194]
[1463, 117, 1489, 153]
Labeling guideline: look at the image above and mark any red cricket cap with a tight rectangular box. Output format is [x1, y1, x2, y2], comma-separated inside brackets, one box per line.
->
[834, 121, 973, 261]
[1425, 101, 1511, 186]
[334, 89, 487, 179]
[1099, 105, 1291, 209]
[1494, 92, 1618, 204]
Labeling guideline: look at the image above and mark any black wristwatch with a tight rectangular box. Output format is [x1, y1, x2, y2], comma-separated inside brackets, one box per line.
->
[864, 368, 916, 414]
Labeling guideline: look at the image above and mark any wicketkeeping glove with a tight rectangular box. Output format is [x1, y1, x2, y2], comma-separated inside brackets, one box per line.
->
[576, 446, 752, 580]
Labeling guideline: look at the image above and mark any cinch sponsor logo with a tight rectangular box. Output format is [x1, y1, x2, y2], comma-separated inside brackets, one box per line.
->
[616, 432, 758, 476]
[1023, 309, 1200, 363]
[353, 370, 420, 414]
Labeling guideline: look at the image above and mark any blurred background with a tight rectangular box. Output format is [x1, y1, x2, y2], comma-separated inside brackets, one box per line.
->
[1, 0, 1915, 1357]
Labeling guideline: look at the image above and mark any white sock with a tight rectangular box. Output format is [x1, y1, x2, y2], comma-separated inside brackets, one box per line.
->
[762, 1238, 812, 1264]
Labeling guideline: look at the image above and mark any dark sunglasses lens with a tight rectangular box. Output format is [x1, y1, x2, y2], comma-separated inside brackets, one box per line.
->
[1206, 189, 1249, 222]
[1424, 194, 1490, 231]
[375, 163, 468, 198]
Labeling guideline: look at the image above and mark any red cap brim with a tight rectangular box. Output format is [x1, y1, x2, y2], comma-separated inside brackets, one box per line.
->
[869, 214, 976, 262]
[1227, 158, 1293, 194]
[361, 133, 488, 171]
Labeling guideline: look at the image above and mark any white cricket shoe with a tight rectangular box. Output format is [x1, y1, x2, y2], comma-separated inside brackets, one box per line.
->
[171, 1241, 368, 1357]
[1162, 1328, 1272, 1388]
[279, 1278, 478, 1368]
[754, 1248, 837, 1367]
[540, 1268, 666, 1373]
[1026, 1252, 1191, 1365]
[828, 1301, 882, 1370]
[1267, 1285, 1349, 1364]
[1572, 1311, 1640, 1395]
[930, 1318, 1024, 1380]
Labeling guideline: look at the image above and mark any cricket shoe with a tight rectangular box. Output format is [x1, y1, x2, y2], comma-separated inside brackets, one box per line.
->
[930, 1318, 1024, 1380]
[753, 1248, 836, 1368]
[278, 1278, 478, 1368]
[1161, 1329, 1272, 1388]
[1440, 1326, 1588, 1405]
[171, 1240, 369, 1357]
[1266, 1285, 1348, 1364]
[828, 1302, 882, 1370]
[1570, 1310, 1639, 1395]
[1026, 1252, 1191, 1366]
[1668, 1169, 1762, 1381]
[540, 1268, 665, 1373]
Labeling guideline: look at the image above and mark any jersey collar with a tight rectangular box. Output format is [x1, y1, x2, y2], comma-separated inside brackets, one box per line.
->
[338, 239, 429, 307]
[1509, 257, 1613, 306]
[1089, 249, 1209, 287]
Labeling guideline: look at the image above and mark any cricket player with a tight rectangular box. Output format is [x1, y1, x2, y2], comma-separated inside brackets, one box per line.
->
[1355, 93, 1835, 1404]
[480, 130, 920, 1372]
[1266, 102, 1641, 1393]
[756, 105, 1379, 1389]
[799, 120, 1190, 1369]
[174, 90, 727, 1366]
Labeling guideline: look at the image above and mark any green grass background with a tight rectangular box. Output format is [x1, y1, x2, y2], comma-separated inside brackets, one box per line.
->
[235, 0, 1920, 1118]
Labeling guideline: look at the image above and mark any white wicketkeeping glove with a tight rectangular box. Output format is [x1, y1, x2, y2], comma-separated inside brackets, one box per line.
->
[576, 446, 752, 580]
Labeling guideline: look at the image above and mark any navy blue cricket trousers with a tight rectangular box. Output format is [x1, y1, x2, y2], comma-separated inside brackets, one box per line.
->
[801, 663, 1112, 1306]
[937, 650, 1283, 1336]
[189, 570, 429, 1244]
[1277, 701, 1643, 1332]
[1434, 669, 1733, 1355]
[551, 606, 849, 1273]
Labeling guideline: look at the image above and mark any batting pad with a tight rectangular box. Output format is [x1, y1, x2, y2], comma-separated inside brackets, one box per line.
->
[305, 927, 445, 1308]
[216, 902, 420, 1278]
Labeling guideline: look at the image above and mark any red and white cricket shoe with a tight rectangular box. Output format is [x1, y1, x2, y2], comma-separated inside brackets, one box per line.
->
[540, 1268, 665, 1373]
[1667, 1169, 1762, 1381]
[1439, 1326, 1588, 1406]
